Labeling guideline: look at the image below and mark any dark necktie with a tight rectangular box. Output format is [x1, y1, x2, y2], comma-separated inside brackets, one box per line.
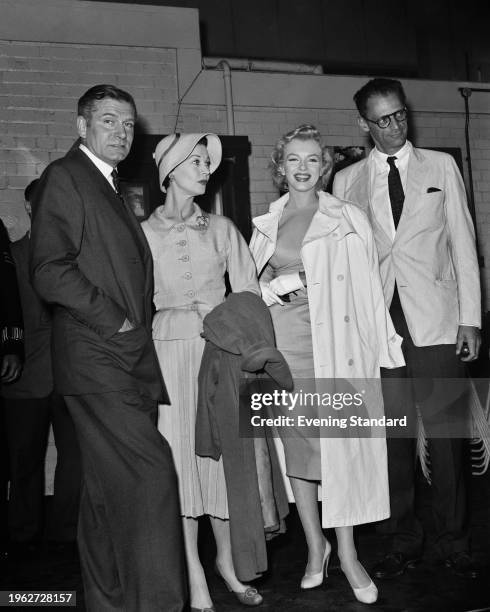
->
[387, 156, 404, 228]
[111, 169, 122, 198]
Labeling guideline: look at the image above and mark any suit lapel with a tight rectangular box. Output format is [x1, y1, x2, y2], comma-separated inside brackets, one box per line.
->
[74, 149, 127, 221]
[348, 155, 393, 247]
[74, 149, 150, 260]
[105, 175, 153, 322]
[402, 148, 430, 217]
[72, 149, 153, 323]
[346, 160, 370, 214]
[391, 147, 429, 244]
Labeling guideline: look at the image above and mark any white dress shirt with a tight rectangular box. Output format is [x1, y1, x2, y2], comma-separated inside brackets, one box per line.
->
[79, 144, 117, 191]
[370, 140, 411, 240]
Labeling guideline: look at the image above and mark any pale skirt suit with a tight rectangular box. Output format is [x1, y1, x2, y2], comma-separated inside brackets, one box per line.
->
[142, 204, 259, 518]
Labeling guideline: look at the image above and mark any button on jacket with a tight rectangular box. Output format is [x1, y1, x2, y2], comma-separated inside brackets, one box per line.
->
[142, 203, 259, 341]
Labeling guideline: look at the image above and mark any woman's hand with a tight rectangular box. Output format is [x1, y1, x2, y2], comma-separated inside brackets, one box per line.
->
[260, 281, 284, 307]
[269, 272, 304, 296]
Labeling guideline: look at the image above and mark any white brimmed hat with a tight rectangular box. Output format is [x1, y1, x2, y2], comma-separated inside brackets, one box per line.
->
[153, 133, 222, 192]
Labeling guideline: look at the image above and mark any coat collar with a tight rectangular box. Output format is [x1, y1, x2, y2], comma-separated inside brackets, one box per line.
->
[404, 145, 430, 208]
[252, 192, 288, 242]
[304, 191, 355, 244]
[253, 191, 355, 245]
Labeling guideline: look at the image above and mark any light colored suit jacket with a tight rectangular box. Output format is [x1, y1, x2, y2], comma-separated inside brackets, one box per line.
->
[333, 146, 481, 347]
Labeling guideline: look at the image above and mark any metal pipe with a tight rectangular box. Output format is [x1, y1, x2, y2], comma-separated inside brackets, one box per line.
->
[460, 89, 477, 224]
[462, 87, 490, 93]
[217, 60, 235, 135]
[459, 87, 483, 266]
[204, 56, 323, 75]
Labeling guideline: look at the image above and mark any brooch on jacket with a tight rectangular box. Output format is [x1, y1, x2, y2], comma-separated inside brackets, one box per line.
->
[195, 213, 210, 232]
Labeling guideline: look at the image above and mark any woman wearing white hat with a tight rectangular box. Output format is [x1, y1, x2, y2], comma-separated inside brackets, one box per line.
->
[142, 134, 262, 612]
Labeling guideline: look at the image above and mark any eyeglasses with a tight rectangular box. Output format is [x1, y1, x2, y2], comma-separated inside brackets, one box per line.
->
[362, 107, 408, 129]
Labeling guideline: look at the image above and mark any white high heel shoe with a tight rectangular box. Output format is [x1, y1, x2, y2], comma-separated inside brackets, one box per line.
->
[300, 541, 331, 590]
[341, 561, 378, 604]
[351, 579, 378, 604]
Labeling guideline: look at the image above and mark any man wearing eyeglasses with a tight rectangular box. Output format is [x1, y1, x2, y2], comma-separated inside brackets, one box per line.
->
[333, 78, 481, 580]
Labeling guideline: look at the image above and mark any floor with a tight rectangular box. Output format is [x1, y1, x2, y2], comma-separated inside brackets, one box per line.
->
[1, 464, 489, 612]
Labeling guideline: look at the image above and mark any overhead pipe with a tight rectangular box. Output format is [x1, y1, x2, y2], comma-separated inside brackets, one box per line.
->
[205, 57, 324, 137]
[217, 60, 235, 136]
[203, 57, 323, 75]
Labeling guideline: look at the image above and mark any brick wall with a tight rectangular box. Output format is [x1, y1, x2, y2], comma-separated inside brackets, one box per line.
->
[2, 21, 488, 492]
[178, 103, 490, 306]
[0, 40, 178, 220]
[1, 39, 488, 306]
[466, 113, 490, 304]
[0, 39, 181, 493]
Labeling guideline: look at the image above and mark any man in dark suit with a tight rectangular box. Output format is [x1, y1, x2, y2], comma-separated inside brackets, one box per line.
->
[2, 180, 81, 557]
[333, 78, 481, 579]
[0, 218, 24, 560]
[30, 85, 186, 611]
[0, 219, 23, 384]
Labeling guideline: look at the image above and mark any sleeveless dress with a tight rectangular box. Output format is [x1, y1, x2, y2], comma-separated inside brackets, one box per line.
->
[142, 203, 259, 518]
[263, 203, 321, 480]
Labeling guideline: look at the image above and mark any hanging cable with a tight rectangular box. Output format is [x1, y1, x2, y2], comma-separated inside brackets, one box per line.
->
[173, 67, 204, 133]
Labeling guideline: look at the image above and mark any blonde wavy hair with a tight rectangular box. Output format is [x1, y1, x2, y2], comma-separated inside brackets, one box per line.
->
[270, 124, 333, 192]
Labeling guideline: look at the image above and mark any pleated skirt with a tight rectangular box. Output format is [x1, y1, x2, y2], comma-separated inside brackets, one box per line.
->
[154, 336, 229, 519]
[269, 289, 321, 481]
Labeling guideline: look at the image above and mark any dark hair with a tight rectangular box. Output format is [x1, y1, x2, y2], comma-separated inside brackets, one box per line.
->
[77, 84, 137, 121]
[270, 124, 332, 192]
[24, 179, 40, 202]
[353, 78, 407, 117]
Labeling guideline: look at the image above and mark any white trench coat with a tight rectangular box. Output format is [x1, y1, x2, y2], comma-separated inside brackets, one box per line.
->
[250, 191, 405, 527]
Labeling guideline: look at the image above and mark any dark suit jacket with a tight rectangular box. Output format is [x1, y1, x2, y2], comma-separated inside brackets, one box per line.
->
[0, 219, 23, 360]
[30, 147, 167, 401]
[2, 235, 52, 399]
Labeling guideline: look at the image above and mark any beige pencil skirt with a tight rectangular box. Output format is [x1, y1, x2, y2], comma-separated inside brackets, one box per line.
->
[269, 289, 321, 481]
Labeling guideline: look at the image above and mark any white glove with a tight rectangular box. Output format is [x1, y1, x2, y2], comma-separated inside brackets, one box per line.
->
[269, 272, 304, 296]
[260, 281, 284, 307]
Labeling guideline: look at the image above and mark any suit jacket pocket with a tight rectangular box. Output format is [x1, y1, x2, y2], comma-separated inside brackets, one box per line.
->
[108, 325, 148, 372]
[435, 278, 457, 288]
[418, 190, 444, 228]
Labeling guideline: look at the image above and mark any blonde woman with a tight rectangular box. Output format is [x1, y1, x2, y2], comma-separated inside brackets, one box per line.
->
[250, 124, 405, 604]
